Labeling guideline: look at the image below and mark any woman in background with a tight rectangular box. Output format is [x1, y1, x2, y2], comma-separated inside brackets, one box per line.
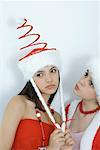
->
[65, 58, 100, 150]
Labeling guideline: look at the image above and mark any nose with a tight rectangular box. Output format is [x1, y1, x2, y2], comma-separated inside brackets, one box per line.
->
[79, 78, 85, 86]
[45, 73, 52, 82]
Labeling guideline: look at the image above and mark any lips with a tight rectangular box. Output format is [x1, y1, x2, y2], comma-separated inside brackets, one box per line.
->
[75, 84, 80, 90]
[45, 84, 56, 89]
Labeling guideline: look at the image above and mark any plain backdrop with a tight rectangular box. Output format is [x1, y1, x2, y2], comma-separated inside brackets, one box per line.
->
[0, 0, 99, 122]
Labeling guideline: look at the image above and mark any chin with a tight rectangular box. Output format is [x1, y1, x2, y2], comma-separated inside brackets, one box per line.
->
[74, 89, 79, 96]
[45, 88, 57, 95]
[47, 90, 56, 95]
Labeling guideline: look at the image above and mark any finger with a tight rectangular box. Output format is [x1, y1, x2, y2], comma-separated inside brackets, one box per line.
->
[69, 139, 74, 145]
[53, 134, 66, 143]
[66, 138, 74, 145]
[52, 131, 65, 139]
[65, 132, 71, 140]
[65, 128, 70, 134]
[51, 128, 63, 136]
[57, 137, 65, 142]
[56, 140, 65, 147]
[51, 132, 65, 142]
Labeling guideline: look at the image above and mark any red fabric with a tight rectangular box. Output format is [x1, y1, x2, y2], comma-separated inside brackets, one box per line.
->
[65, 104, 70, 120]
[12, 119, 55, 150]
[65, 104, 70, 128]
[92, 127, 100, 150]
[65, 104, 70, 116]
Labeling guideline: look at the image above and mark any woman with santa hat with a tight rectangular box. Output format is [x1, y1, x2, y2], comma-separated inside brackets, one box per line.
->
[0, 19, 74, 150]
[65, 57, 100, 150]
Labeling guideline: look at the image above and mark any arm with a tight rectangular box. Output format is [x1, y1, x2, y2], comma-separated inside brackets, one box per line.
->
[0, 96, 26, 150]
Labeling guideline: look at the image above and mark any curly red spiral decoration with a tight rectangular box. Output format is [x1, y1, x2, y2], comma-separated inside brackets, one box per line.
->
[17, 19, 56, 61]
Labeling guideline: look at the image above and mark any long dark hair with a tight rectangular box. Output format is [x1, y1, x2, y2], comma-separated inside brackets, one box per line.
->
[18, 81, 57, 111]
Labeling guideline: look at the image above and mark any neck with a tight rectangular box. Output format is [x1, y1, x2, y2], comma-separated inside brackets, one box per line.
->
[82, 98, 99, 111]
[42, 94, 50, 103]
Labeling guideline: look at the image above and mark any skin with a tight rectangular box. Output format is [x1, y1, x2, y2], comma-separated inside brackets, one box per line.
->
[70, 70, 99, 132]
[33, 65, 59, 102]
[0, 65, 74, 150]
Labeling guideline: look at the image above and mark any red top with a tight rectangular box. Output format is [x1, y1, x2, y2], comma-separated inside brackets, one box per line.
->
[92, 127, 100, 150]
[12, 119, 55, 150]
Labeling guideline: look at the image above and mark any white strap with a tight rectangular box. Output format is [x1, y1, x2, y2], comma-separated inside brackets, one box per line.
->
[30, 78, 61, 130]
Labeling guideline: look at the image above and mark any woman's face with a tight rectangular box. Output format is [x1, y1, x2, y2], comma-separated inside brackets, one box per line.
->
[33, 65, 59, 99]
[74, 70, 96, 99]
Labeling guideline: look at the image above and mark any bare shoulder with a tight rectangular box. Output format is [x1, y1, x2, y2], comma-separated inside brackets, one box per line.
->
[7, 95, 26, 109]
[0, 95, 27, 149]
[54, 111, 62, 125]
[3, 95, 27, 119]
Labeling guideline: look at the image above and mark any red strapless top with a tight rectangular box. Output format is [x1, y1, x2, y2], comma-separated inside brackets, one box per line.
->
[12, 119, 55, 150]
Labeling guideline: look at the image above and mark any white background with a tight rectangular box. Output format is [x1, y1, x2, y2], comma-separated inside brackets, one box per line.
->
[0, 0, 99, 122]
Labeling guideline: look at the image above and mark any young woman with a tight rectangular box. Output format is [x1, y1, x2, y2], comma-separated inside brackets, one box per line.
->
[0, 19, 74, 150]
[65, 58, 100, 150]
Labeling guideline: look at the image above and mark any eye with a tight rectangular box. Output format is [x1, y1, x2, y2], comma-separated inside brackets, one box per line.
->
[84, 72, 88, 77]
[50, 68, 57, 73]
[36, 73, 43, 77]
[84, 69, 89, 77]
[89, 80, 94, 87]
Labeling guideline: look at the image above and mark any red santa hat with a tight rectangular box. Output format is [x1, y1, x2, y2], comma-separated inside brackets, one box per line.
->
[17, 19, 66, 131]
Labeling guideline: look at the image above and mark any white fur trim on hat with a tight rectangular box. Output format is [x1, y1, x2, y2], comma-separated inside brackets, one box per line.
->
[86, 58, 100, 98]
[17, 50, 61, 81]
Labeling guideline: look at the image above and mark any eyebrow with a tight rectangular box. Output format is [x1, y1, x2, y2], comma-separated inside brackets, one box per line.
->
[50, 66, 57, 70]
[35, 70, 44, 74]
[36, 66, 57, 73]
